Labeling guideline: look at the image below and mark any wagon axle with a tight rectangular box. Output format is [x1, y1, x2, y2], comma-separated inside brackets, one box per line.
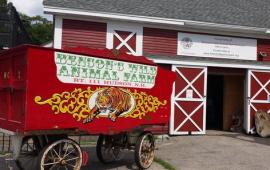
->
[13, 132, 155, 170]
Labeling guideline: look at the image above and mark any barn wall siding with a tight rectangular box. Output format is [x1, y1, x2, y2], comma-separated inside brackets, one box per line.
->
[143, 27, 178, 55]
[61, 19, 270, 63]
[257, 39, 270, 62]
[62, 19, 107, 50]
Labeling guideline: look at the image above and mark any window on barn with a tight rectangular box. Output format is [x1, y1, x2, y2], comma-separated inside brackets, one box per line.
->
[106, 22, 143, 56]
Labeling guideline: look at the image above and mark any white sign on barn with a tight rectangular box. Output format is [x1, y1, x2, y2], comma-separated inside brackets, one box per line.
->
[178, 33, 257, 60]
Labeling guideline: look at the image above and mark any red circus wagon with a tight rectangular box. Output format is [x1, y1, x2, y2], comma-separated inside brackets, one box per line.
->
[0, 45, 175, 170]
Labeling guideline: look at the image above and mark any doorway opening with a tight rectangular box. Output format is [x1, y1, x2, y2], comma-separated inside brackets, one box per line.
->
[206, 68, 245, 131]
[207, 75, 224, 130]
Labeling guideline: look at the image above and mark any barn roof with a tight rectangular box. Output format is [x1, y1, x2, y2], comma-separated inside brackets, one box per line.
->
[43, 0, 270, 29]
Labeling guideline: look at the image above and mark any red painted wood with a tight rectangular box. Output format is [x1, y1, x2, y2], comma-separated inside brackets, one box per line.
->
[249, 71, 270, 131]
[0, 89, 9, 120]
[173, 66, 206, 134]
[208, 67, 245, 75]
[113, 30, 136, 54]
[257, 39, 270, 62]
[0, 45, 175, 135]
[0, 49, 26, 132]
[62, 19, 107, 50]
[143, 27, 177, 55]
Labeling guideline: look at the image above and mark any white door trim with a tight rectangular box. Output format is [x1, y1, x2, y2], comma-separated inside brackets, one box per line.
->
[170, 65, 207, 135]
[246, 69, 270, 134]
[152, 58, 270, 70]
[53, 16, 63, 49]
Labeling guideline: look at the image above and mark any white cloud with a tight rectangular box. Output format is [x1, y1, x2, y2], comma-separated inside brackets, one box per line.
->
[8, 0, 52, 20]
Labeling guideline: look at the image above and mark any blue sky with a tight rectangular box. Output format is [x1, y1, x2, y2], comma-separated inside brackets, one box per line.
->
[8, 0, 53, 20]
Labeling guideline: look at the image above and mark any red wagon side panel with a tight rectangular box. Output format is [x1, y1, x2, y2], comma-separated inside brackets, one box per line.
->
[11, 46, 175, 135]
[0, 48, 26, 133]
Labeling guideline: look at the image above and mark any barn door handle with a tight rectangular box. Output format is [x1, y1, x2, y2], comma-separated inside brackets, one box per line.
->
[246, 97, 251, 104]
[3, 72, 9, 80]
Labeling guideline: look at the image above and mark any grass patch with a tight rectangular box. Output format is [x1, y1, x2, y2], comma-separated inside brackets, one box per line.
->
[154, 157, 176, 170]
[0, 151, 10, 156]
[79, 140, 96, 146]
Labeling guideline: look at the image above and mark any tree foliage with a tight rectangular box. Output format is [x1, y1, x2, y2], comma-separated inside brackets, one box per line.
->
[0, 0, 7, 7]
[20, 14, 53, 45]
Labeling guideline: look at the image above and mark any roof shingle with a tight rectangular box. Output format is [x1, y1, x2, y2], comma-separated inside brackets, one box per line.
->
[44, 0, 270, 29]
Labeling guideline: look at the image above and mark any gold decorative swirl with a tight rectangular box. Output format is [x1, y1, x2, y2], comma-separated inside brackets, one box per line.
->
[34, 87, 167, 121]
[35, 87, 97, 121]
[125, 90, 167, 119]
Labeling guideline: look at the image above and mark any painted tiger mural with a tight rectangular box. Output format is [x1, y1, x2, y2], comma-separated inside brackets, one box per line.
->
[89, 87, 132, 122]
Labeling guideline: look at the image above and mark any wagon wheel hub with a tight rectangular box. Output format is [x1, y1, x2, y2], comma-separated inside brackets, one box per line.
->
[60, 159, 67, 165]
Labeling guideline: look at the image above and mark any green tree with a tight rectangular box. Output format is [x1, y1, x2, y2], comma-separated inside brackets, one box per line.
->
[20, 14, 53, 45]
[0, 0, 7, 7]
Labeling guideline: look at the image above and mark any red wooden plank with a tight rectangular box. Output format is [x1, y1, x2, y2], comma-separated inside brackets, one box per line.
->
[62, 19, 107, 50]
[143, 27, 177, 55]
[257, 39, 270, 62]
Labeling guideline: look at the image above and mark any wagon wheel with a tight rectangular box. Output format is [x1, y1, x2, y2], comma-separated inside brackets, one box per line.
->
[39, 139, 82, 170]
[16, 135, 42, 170]
[96, 135, 124, 164]
[135, 133, 155, 169]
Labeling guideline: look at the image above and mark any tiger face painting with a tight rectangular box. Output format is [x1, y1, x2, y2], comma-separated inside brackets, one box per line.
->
[88, 87, 132, 122]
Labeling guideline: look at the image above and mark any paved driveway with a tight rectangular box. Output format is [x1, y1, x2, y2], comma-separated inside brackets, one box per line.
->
[1, 131, 270, 170]
[156, 130, 270, 170]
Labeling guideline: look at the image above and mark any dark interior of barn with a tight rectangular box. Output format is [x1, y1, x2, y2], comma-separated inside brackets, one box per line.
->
[206, 67, 245, 131]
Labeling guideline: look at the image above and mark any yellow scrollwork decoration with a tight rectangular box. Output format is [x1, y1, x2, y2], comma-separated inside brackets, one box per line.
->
[34, 87, 167, 121]
[35, 87, 97, 121]
[125, 90, 167, 119]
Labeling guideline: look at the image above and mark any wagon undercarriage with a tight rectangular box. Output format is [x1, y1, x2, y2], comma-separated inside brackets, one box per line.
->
[12, 131, 156, 170]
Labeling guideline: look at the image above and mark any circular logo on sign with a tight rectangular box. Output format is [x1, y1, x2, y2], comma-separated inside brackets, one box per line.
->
[181, 37, 193, 49]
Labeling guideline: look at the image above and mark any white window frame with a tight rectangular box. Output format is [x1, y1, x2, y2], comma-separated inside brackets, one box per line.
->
[106, 22, 143, 56]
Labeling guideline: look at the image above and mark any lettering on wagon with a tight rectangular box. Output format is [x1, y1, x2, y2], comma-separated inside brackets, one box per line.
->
[54, 52, 157, 89]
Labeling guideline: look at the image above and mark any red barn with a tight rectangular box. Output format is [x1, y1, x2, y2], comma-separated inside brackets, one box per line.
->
[43, 0, 270, 135]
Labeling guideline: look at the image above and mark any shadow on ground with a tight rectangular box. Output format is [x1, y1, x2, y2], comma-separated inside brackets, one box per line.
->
[205, 131, 270, 147]
[81, 146, 141, 170]
[0, 146, 145, 170]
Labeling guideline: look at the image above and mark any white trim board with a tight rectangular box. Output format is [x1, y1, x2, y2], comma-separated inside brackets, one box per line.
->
[106, 22, 143, 56]
[44, 6, 185, 27]
[44, 6, 270, 35]
[151, 58, 270, 70]
[54, 16, 63, 49]
[59, 15, 270, 40]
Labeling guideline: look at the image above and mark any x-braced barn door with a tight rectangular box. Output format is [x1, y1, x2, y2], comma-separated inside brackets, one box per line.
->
[245, 70, 270, 134]
[170, 65, 207, 135]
